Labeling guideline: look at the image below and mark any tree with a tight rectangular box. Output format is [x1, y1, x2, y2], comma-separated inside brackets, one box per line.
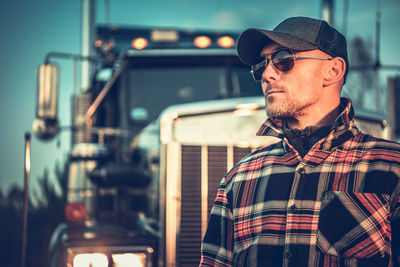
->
[0, 161, 68, 267]
[0, 185, 23, 267]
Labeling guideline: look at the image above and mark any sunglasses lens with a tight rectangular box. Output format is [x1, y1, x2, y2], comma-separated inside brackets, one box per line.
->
[272, 49, 294, 72]
[251, 59, 266, 81]
[250, 49, 296, 81]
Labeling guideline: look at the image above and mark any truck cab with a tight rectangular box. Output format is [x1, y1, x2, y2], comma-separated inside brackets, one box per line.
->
[37, 26, 391, 267]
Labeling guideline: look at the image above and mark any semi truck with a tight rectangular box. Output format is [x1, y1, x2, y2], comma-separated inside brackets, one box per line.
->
[33, 23, 392, 267]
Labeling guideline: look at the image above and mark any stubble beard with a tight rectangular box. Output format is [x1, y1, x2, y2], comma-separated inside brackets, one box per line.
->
[264, 85, 308, 120]
[266, 98, 305, 120]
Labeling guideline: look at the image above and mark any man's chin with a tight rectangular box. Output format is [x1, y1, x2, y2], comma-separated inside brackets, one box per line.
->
[266, 106, 295, 120]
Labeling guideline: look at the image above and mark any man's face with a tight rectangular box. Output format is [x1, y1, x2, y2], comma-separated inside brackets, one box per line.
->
[259, 43, 327, 121]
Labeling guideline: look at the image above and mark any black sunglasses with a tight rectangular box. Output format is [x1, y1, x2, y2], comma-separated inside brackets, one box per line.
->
[250, 48, 332, 82]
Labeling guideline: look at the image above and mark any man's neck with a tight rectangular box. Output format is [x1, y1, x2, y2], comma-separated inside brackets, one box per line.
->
[286, 101, 341, 130]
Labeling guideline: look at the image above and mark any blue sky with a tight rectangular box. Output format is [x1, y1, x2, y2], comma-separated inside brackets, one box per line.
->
[0, 0, 399, 199]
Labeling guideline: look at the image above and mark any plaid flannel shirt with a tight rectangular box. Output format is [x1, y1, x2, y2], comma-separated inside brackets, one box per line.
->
[200, 98, 400, 267]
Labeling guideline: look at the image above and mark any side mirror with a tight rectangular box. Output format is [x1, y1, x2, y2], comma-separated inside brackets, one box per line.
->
[32, 64, 60, 140]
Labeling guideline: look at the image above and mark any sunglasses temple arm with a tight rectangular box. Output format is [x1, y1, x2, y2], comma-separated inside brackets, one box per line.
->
[292, 55, 332, 60]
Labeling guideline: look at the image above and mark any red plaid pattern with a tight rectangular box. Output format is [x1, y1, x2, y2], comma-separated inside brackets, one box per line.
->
[200, 98, 400, 267]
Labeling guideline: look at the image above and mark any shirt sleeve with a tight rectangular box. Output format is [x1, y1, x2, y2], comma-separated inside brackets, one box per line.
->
[391, 193, 400, 266]
[199, 177, 234, 267]
[390, 170, 400, 266]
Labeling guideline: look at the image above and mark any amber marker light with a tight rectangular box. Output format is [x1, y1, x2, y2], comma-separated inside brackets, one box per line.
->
[94, 40, 103, 47]
[65, 202, 86, 224]
[194, 36, 211, 48]
[132, 37, 148, 50]
[217, 36, 235, 48]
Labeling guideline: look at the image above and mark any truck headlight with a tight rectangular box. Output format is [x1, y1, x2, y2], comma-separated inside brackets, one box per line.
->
[68, 246, 153, 267]
[112, 253, 147, 267]
[73, 253, 108, 267]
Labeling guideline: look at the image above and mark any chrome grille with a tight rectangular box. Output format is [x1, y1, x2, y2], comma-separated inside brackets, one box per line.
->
[234, 147, 253, 165]
[177, 145, 252, 266]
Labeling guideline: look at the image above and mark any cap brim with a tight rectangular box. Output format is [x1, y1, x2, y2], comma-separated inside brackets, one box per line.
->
[237, 28, 318, 65]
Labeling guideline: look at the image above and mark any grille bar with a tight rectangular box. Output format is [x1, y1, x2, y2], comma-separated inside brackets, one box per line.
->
[179, 146, 202, 267]
[207, 146, 227, 217]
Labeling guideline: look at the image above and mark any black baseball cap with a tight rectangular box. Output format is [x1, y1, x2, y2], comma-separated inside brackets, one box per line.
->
[237, 16, 349, 79]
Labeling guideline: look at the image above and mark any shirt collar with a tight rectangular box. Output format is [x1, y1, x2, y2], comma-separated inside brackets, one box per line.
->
[256, 97, 357, 142]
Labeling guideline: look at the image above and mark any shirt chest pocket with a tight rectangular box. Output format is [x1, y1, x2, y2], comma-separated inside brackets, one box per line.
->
[316, 191, 391, 259]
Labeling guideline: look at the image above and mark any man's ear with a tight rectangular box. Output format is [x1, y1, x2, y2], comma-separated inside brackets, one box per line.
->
[323, 57, 346, 86]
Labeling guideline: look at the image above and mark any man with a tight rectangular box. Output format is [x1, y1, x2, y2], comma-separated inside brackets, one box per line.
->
[200, 16, 400, 266]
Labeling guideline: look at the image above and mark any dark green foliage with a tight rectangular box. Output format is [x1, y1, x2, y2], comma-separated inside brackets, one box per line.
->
[0, 162, 68, 267]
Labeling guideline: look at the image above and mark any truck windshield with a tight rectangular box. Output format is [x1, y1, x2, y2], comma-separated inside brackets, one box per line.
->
[126, 65, 261, 124]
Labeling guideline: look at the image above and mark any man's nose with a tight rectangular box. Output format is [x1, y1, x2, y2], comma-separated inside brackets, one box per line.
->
[262, 60, 280, 83]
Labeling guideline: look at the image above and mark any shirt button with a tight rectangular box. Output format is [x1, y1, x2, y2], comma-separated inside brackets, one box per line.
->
[298, 167, 306, 175]
[288, 205, 297, 213]
[284, 250, 293, 258]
